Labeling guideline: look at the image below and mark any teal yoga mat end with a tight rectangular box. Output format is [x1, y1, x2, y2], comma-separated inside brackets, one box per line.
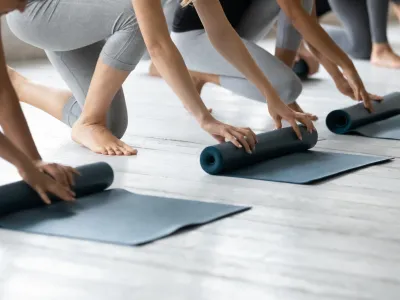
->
[326, 110, 352, 134]
[200, 146, 224, 175]
[326, 92, 400, 137]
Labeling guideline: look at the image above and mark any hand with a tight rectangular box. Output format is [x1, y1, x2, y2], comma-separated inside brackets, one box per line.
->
[339, 70, 382, 112]
[200, 116, 258, 154]
[18, 161, 76, 204]
[34, 161, 80, 188]
[267, 99, 316, 140]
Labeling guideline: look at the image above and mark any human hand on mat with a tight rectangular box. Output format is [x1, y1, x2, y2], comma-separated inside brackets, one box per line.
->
[18, 162, 76, 205]
[35, 161, 80, 188]
[339, 71, 383, 112]
[201, 116, 257, 154]
[268, 100, 316, 140]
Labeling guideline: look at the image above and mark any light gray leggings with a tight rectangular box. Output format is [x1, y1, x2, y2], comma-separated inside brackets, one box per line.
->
[324, 0, 390, 59]
[170, 0, 313, 105]
[7, 0, 147, 138]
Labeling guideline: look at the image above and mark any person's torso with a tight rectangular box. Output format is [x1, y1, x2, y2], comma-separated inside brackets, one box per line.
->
[172, 0, 252, 33]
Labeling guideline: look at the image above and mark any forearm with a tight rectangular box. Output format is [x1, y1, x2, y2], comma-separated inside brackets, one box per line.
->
[0, 85, 42, 161]
[306, 42, 344, 80]
[209, 29, 281, 103]
[0, 131, 33, 171]
[149, 42, 211, 123]
[278, 0, 355, 71]
[133, 0, 211, 124]
[275, 48, 297, 68]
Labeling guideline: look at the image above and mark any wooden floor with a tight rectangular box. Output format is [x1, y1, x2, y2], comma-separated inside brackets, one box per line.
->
[1, 25, 400, 300]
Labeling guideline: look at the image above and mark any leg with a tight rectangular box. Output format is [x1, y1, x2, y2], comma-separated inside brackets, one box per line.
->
[367, 0, 400, 68]
[170, 31, 303, 106]
[7, 0, 145, 155]
[7, 67, 72, 121]
[326, 0, 372, 59]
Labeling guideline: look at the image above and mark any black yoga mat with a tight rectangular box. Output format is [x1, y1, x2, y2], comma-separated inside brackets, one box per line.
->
[326, 92, 400, 139]
[200, 127, 390, 184]
[0, 163, 249, 245]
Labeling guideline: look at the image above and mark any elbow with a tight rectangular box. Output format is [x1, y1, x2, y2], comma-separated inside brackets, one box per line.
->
[146, 40, 175, 60]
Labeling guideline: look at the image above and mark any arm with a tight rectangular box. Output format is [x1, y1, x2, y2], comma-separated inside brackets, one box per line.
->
[132, 0, 257, 151]
[194, 0, 280, 104]
[132, 0, 210, 124]
[0, 24, 78, 187]
[278, 0, 380, 109]
[193, 0, 314, 135]
[0, 26, 41, 161]
[277, 0, 355, 72]
[303, 1, 344, 81]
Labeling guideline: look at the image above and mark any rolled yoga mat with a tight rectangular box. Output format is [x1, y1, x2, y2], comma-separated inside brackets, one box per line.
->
[326, 92, 400, 139]
[0, 163, 249, 245]
[200, 127, 391, 184]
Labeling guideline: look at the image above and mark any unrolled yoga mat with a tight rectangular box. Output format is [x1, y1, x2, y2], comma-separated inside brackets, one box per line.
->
[0, 163, 249, 245]
[200, 127, 391, 184]
[326, 92, 400, 139]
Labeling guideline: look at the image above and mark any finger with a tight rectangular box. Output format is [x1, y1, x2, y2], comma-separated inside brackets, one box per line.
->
[58, 166, 70, 187]
[296, 114, 315, 133]
[65, 168, 75, 187]
[70, 168, 81, 176]
[50, 183, 75, 201]
[230, 130, 252, 154]
[289, 120, 303, 140]
[223, 130, 242, 149]
[369, 93, 383, 101]
[212, 134, 225, 144]
[306, 113, 319, 121]
[237, 128, 256, 150]
[273, 116, 283, 130]
[36, 187, 51, 205]
[248, 128, 259, 144]
[362, 92, 374, 113]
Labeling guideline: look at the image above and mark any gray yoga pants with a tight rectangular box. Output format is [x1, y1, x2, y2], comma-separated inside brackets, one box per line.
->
[7, 0, 147, 138]
[170, 0, 314, 105]
[324, 0, 390, 59]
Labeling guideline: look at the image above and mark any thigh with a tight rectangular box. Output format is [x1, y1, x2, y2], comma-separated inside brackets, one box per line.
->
[172, 30, 299, 91]
[235, 0, 280, 41]
[328, 0, 371, 44]
[6, 0, 136, 51]
[46, 42, 127, 127]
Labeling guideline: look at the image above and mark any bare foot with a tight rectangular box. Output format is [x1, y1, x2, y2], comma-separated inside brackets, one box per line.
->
[72, 120, 137, 156]
[371, 44, 400, 69]
[289, 102, 318, 121]
[297, 43, 320, 76]
[149, 62, 212, 113]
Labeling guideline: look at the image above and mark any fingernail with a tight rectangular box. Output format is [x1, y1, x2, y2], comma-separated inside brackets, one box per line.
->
[248, 150, 253, 154]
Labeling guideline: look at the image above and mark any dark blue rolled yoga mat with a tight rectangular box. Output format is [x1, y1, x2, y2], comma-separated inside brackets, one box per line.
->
[0, 163, 249, 245]
[326, 92, 400, 139]
[200, 127, 391, 184]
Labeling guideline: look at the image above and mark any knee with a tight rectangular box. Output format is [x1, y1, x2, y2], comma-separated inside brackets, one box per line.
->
[278, 73, 303, 105]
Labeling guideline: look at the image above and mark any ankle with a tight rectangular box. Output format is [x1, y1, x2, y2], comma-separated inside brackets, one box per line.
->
[372, 43, 393, 56]
[75, 115, 107, 127]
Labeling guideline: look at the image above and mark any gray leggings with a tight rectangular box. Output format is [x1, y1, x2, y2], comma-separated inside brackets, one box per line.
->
[324, 0, 390, 59]
[170, 0, 313, 105]
[7, 0, 146, 138]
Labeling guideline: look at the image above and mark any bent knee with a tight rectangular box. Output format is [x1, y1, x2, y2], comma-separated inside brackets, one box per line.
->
[277, 73, 303, 105]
